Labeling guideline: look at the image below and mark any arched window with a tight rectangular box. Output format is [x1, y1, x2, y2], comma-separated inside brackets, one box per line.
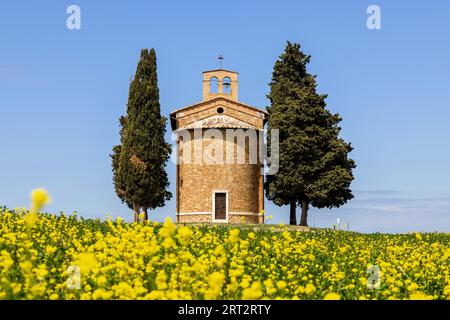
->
[222, 77, 231, 94]
[210, 77, 218, 93]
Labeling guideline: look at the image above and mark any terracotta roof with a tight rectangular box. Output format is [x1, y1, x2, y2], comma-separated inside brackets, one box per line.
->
[170, 96, 268, 130]
[170, 96, 268, 117]
[202, 69, 239, 74]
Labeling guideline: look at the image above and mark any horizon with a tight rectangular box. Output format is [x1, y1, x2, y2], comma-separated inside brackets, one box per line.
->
[1, 0, 450, 233]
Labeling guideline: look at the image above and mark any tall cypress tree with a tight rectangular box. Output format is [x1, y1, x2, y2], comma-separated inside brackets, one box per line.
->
[111, 116, 132, 209]
[111, 48, 172, 222]
[265, 41, 356, 226]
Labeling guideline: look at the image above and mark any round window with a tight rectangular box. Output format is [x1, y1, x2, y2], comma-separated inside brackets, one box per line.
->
[217, 107, 224, 114]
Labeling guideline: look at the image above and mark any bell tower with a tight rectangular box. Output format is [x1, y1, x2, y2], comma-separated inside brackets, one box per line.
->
[202, 69, 239, 101]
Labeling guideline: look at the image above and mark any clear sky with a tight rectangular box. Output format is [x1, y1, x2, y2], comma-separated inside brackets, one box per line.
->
[1, 0, 449, 233]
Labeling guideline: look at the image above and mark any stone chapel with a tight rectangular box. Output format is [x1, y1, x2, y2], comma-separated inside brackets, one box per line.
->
[170, 69, 268, 224]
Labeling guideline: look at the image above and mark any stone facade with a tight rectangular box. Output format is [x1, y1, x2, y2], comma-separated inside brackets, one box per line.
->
[170, 69, 268, 224]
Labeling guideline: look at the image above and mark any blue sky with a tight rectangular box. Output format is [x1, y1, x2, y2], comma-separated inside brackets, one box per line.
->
[1, 0, 449, 233]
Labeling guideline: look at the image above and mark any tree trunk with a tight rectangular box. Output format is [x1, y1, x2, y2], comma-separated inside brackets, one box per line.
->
[289, 200, 297, 225]
[299, 200, 309, 227]
[133, 204, 140, 223]
[143, 208, 148, 221]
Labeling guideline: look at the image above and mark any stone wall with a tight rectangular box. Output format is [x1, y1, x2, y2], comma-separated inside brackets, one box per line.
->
[228, 214, 264, 224]
[178, 128, 262, 220]
[178, 214, 211, 223]
[178, 214, 264, 224]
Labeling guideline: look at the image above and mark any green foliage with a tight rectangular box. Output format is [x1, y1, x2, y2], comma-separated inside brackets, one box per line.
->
[265, 41, 356, 226]
[111, 49, 172, 216]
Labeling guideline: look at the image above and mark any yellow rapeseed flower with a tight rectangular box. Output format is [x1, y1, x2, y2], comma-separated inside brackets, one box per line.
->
[241, 281, 263, 300]
[74, 253, 99, 275]
[304, 283, 316, 295]
[276, 280, 287, 291]
[229, 229, 240, 243]
[23, 212, 39, 227]
[30, 188, 52, 212]
[155, 271, 168, 290]
[443, 285, 450, 298]
[409, 291, 433, 300]
[0, 202, 448, 300]
[323, 292, 341, 300]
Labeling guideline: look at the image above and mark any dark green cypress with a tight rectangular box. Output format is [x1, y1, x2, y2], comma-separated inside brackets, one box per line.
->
[111, 115, 132, 209]
[265, 41, 356, 226]
[111, 49, 172, 222]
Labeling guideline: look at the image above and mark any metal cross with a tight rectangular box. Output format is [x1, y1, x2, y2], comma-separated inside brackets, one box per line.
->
[218, 55, 224, 69]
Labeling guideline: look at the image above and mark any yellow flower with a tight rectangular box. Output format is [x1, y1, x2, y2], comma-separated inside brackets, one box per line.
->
[407, 283, 419, 292]
[177, 226, 193, 245]
[34, 264, 48, 280]
[209, 272, 225, 287]
[145, 291, 165, 300]
[46, 246, 57, 255]
[20, 260, 33, 273]
[264, 279, 277, 295]
[443, 285, 450, 297]
[241, 281, 263, 300]
[23, 212, 38, 227]
[304, 283, 316, 295]
[96, 275, 108, 287]
[0, 251, 14, 271]
[204, 272, 225, 299]
[229, 229, 240, 243]
[30, 188, 52, 212]
[240, 278, 250, 289]
[155, 271, 168, 290]
[409, 291, 433, 300]
[0, 199, 448, 301]
[74, 252, 99, 275]
[323, 292, 341, 300]
[336, 271, 346, 280]
[93, 288, 113, 300]
[159, 217, 176, 239]
[276, 280, 287, 291]
[49, 293, 59, 300]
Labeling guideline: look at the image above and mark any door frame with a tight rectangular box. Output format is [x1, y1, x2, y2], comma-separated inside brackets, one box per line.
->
[212, 190, 228, 223]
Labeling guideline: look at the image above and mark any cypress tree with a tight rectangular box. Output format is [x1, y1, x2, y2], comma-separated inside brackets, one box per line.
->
[111, 48, 172, 222]
[111, 116, 132, 209]
[265, 41, 356, 226]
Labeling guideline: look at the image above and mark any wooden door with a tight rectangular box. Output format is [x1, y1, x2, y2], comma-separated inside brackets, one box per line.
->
[214, 193, 227, 220]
